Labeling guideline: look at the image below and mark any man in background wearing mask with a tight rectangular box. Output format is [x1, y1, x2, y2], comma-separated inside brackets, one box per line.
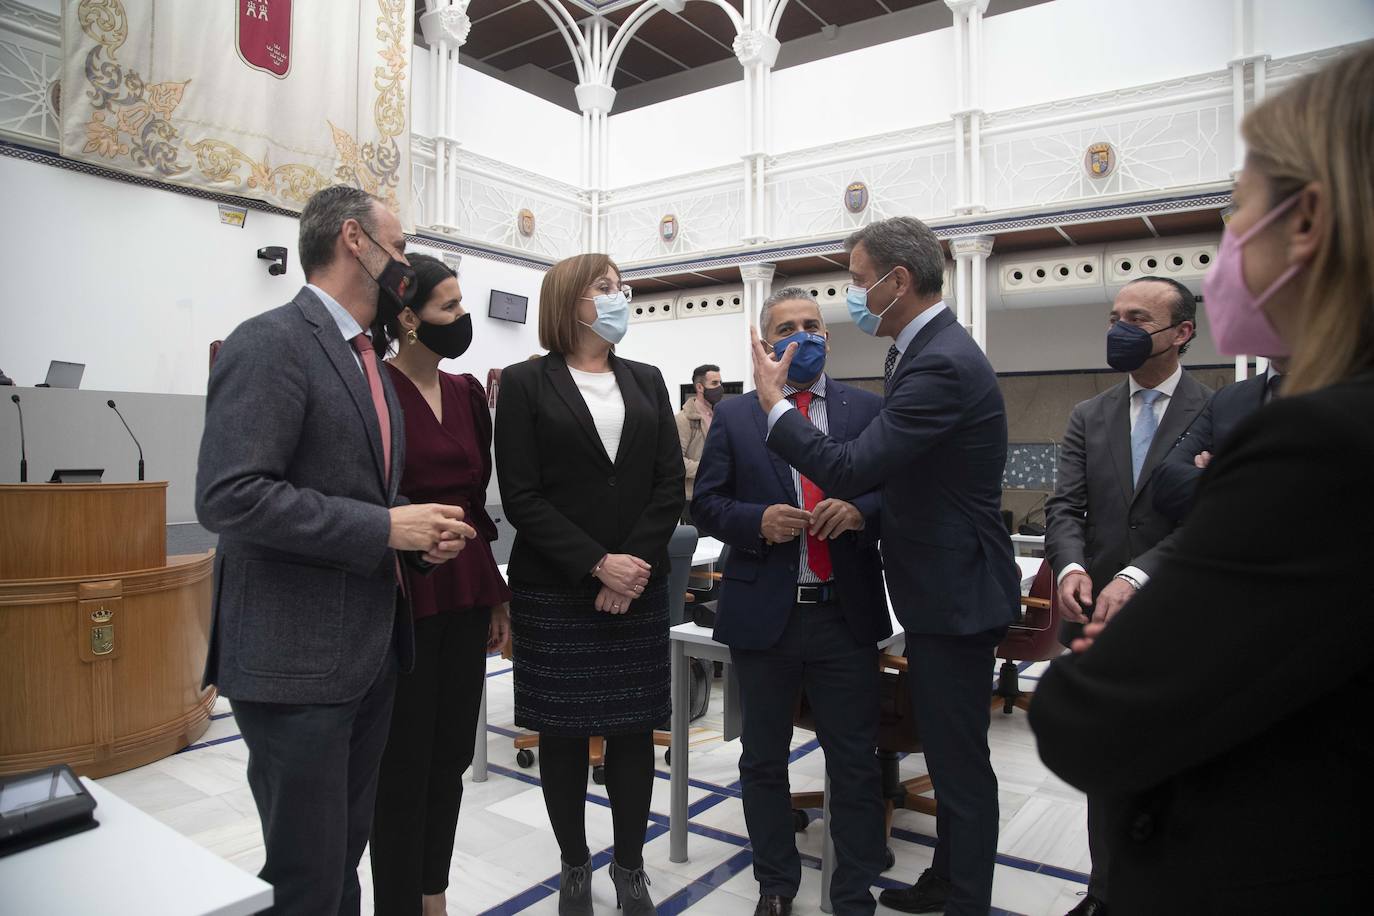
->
[196, 185, 474, 915]
[750, 217, 1020, 916]
[677, 363, 723, 523]
[1043, 274, 1211, 916]
[693, 289, 889, 916]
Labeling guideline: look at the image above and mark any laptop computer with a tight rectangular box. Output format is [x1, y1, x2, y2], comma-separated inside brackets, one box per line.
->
[43, 361, 84, 389]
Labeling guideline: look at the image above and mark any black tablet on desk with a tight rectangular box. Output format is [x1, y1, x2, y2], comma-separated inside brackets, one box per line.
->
[0, 764, 99, 857]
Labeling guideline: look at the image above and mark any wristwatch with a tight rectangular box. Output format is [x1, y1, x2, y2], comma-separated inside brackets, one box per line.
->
[1113, 571, 1144, 590]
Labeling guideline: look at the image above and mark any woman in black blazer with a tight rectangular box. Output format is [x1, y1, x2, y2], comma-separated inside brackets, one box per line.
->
[1030, 47, 1374, 914]
[495, 253, 684, 916]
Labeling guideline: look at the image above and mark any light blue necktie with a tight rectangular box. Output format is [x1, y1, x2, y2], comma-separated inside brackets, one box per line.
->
[1131, 388, 1163, 486]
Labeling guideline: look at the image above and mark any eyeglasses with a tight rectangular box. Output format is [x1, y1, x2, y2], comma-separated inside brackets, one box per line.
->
[589, 281, 633, 302]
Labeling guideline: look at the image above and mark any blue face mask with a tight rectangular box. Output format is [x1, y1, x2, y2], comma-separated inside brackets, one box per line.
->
[579, 291, 629, 345]
[846, 268, 897, 336]
[772, 331, 828, 382]
[1106, 320, 1179, 372]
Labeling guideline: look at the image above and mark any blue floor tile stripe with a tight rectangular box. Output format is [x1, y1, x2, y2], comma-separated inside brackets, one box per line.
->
[656, 848, 756, 916]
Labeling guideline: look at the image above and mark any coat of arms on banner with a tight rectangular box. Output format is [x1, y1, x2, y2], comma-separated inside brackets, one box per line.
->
[518, 208, 536, 238]
[61, 0, 413, 227]
[844, 181, 869, 214]
[660, 214, 679, 243]
[237, 0, 293, 78]
[1084, 142, 1116, 180]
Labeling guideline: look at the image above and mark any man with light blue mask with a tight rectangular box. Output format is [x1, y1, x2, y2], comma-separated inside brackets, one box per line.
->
[692, 288, 889, 916]
[750, 217, 1020, 916]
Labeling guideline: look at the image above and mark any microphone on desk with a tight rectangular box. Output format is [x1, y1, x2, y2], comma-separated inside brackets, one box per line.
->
[106, 399, 145, 481]
[10, 393, 26, 483]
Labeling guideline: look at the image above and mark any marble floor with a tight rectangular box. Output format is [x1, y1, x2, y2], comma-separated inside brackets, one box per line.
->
[97, 656, 1091, 916]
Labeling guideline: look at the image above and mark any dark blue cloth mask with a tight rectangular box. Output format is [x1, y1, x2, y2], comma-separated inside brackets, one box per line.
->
[1107, 321, 1177, 372]
[773, 332, 828, 383]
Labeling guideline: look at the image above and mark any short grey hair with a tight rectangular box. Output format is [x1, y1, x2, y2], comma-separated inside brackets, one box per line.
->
[298, 185, 383, 278]
[845, 216, 945, 297]
[759, 286, 820, 334]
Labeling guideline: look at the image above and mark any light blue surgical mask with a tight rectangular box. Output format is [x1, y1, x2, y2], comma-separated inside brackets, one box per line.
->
[772, 331, 828, 383]
[846, 268, 897, 337]
[579, 291, 629, 344]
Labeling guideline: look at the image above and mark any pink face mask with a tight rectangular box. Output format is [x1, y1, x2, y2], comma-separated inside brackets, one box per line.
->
[1202, 192, 1304, 357]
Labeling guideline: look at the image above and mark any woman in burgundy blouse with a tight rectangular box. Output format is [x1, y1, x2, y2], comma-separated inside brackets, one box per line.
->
[369, 254, 511, 916]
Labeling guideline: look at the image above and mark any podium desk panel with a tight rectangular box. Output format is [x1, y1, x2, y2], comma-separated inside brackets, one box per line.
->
[0, 482, 167, 579]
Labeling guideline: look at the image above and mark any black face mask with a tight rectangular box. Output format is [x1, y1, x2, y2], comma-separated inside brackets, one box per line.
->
[357, 226, 417, 323]
[414, 312, 473, 360]
[1106, 321, 1179, 372]
[702, 385, 725, 406]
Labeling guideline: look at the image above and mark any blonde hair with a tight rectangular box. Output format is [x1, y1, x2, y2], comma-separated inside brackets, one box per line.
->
[1241, 44, 1374, 395]
[537, 253, 620, 354]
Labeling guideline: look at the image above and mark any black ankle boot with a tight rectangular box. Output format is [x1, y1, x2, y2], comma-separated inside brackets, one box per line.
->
[558, 859, 593, 916]
[609, 861, 656, 915]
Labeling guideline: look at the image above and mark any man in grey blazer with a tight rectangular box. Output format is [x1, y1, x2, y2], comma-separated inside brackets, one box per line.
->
[196, 186, 474, 916]
[1044, 275, 1212, 916]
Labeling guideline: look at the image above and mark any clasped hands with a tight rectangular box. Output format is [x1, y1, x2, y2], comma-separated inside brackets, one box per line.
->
[388, 503, 475, 565]
[761, 500, 863, 545]
[1058, 570, 1138, 653]
[594, 553, 651, 615]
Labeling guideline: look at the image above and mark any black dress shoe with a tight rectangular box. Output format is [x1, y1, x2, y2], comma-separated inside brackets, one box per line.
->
[1064, 895, 1107, 916]
[877, 868, 950, 913]
[754, 894, 793, 916]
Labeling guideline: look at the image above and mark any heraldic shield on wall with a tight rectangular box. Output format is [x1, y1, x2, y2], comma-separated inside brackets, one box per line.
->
[60, 0, 413, 227]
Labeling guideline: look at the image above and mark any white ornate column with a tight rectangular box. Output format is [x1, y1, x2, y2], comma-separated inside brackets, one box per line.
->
[418, 1, 471, 232]
[1229, 0, 1268, 380]
[950, 236, 994, 351]
[577, 18, 614, 252]
[735, 16, 780, 245]
[740, 261, 776, 390]
[944, 0, 989, 214]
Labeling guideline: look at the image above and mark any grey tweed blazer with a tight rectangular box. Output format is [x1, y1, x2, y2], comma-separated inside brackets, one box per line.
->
[196, 287, 411, 704]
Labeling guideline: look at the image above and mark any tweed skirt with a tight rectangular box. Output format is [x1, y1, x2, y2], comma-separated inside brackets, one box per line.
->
[510, 578, 670, 736]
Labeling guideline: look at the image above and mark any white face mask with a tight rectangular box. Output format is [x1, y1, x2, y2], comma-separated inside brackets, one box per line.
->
[578, 291, 630, 344]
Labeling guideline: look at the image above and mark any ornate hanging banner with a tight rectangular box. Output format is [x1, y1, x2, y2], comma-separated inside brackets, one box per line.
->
[60, 0, 412, 226]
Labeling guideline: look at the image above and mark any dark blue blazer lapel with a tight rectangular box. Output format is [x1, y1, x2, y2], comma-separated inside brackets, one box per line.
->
[888, 306, 958, 393]
[295, 289, 389, 491]
[825, 375, 850, 444]
[749, 393, 803, 507]
[1102, 382, 1135, 506]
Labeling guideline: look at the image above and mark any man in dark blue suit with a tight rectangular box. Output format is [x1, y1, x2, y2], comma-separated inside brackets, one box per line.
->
[752, 217, 1020, 916]
[693, 288, 890, 916]
[1153, 358, 1286, 523]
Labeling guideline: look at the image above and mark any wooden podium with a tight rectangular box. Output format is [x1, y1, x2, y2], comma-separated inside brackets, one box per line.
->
[0, 483, 215, 777]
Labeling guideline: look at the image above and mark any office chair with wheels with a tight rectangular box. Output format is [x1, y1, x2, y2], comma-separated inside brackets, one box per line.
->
[991, 559, 1059, 715]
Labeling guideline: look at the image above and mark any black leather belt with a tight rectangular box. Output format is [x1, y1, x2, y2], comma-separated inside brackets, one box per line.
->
[796, 582, 836, 604]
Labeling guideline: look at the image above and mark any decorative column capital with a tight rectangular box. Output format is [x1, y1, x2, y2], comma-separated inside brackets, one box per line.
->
[733, 29, 781, 68]
[740, 262, 777, 283]
[949, 235, 994, 259]
[420, 3, 472, 47]
[942, 0, 990, 15]
[575, 82, 617, 115]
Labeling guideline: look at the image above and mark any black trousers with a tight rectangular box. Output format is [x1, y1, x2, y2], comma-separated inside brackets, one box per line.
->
[904, 627, 1007, 916]
[731, 600, 885, 916]
[1086, 793, 1110, 901]
[538, 731, 656, 870]
[230, 653, 398, 916]
[370, 608, 491, 916]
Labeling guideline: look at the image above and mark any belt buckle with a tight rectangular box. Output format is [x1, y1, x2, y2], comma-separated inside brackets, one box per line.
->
[796, 585, 817, 605]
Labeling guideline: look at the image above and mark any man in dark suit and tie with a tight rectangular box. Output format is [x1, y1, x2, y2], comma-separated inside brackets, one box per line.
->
[751, 217, 1021, 916]
[1044, 275, 1212, 916]
[693, 288, 889, 916]
[196, 186, 474, 916]
[1152, 358, 1286, 523]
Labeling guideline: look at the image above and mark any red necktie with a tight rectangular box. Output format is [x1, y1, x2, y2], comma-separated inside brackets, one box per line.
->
[791, 391, 832, 582]
[351, 333, 391, 483]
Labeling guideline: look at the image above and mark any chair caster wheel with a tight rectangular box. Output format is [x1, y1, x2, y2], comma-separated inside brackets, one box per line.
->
[664, 747, 671, 765]
[792, 809, 810, 832]
[516, 749, 535, 769]
[592, 765, 606, 785]
[883, 847, 896, 871]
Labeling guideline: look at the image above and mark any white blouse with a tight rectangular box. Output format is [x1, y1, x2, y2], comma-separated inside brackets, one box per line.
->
[568, 365, 625, 462]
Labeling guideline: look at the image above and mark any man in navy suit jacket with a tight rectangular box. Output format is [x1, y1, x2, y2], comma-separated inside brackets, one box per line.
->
[1153, 359, 1285, 523]
[693, 289, 890, 916]
[752, 218, 1020, 916]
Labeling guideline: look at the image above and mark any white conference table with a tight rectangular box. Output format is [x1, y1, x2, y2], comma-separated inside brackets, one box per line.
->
[668, 553, 1043, 909]
[0, 778, 273, 916]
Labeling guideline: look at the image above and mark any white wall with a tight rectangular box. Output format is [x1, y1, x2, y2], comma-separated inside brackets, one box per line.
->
[983, 0, 1235, 113]
[1253, 0, 1374, 59]
[607, 82, 746, 187]
[769, 27, 955, 155]
[614, 312, 751, 406]
[412, 55, 583, 186]
[0, 155, 547, 395]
